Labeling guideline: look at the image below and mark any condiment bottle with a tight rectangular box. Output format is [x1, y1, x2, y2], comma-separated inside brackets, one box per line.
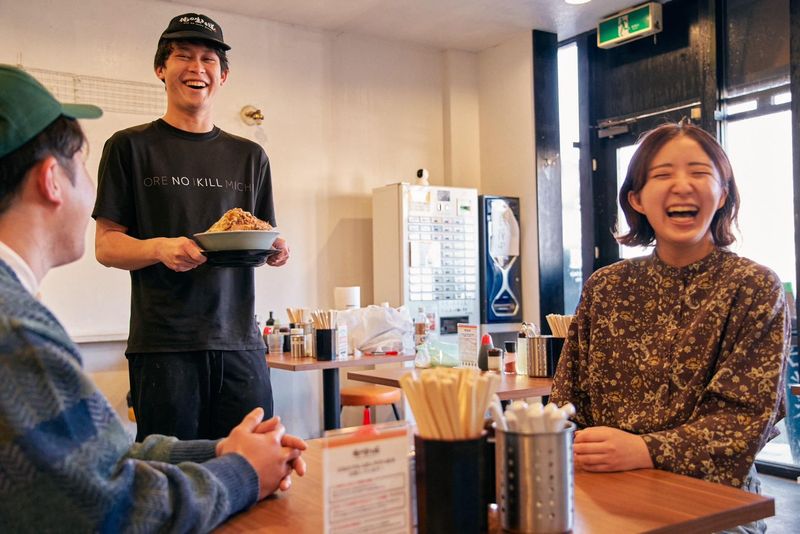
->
[262, 326, 272, 352]
[478, 334, 493, 371]
[487, 347, 502, 372]
[516, 330, 528, 376]
[414, 307, 429, 350]
[504, 341, 517, 374]
[265, 311, 275, 326]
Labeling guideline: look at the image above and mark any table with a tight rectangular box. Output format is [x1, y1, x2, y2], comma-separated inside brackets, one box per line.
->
[266, 352, 414, 430]
[347, 367, 553, 401]
[215, 440, 774, 533]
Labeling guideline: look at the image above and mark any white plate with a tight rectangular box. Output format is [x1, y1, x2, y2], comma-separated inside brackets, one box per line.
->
[193, 230, 280, 252]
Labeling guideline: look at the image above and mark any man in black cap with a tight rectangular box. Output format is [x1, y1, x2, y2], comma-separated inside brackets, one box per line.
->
[0, 64, 305, 532]
[94, 13, 289, 441]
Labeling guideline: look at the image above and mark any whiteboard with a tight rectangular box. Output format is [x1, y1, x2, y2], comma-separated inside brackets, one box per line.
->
[40, 111, 142, 342]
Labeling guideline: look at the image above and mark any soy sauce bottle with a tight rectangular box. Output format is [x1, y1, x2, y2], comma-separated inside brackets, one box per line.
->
[478, 334, 493, 371]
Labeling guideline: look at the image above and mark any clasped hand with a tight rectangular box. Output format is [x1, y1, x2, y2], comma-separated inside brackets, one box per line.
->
[573, 426, 653, 472]
[216, 408, 307, 500]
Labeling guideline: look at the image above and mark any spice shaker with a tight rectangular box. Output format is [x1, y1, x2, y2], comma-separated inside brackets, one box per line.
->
[487, 347, 502, 371]
[516, 330, 527, 375]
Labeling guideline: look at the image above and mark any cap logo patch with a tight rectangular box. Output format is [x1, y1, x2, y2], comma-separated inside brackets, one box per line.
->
[179, 15, 216, 32]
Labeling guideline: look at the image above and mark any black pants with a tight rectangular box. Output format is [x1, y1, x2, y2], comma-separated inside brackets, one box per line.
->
[127, 350, 273, 441]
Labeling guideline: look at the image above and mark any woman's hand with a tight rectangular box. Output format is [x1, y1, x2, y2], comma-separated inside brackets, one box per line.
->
[573, 426, 653, 472]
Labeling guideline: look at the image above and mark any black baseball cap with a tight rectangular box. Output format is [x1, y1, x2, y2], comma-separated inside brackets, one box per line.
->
[160, 13, 230, 51]
[0, 65, 102, 159]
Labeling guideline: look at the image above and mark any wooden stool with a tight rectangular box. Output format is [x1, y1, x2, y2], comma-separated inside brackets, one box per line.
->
[126, 390, 136, 422]
[340, 384, 401, 425]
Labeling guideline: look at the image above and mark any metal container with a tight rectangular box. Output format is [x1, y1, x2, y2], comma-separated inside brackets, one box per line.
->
[303, 321, 315, 357]
[495, 423, 575, 533]
[526, 335, 565, 378]
[290, 328, 305, 358]
[525, 336, 547, 377]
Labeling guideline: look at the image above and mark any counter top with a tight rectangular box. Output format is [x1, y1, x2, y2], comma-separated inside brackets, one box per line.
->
[215, 439, 774, 533]
[348, 367, 553, 400]
[266, 352, 414, 371]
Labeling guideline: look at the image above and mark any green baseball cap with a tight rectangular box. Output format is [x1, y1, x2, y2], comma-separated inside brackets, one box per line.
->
[0, 64, 102, 159]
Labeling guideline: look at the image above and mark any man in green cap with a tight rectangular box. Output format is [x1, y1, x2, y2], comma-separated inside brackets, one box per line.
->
[0, 64, 306, 532]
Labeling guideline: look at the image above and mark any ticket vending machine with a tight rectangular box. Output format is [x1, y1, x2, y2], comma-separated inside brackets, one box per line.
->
[372, 183, 480, 341]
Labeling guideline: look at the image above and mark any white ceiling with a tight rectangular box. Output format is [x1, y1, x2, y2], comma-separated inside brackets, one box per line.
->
[154, 0, 639, 52]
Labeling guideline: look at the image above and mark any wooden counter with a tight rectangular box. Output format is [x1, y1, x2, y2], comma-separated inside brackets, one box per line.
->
[266, 352, 414, 430]
[348, 367, 553, 401]
[266, 352, 414, 371]
[216, 439, 773, 533]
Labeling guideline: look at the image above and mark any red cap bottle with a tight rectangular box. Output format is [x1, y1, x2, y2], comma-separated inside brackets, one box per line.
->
[478, 334, 493, 371]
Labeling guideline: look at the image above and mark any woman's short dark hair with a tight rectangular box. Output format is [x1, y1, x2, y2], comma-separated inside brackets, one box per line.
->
[0, 116, 85, 215]
[616, 121, 740, 247]
[153, 38, 230, 74]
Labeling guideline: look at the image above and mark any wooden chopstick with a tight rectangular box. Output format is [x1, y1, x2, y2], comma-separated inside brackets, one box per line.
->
[399, 368, 497, 440]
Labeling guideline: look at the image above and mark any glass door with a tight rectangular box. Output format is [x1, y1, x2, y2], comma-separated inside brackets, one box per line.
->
[724, 107, 799, 473]
[593, 110, 690, 268]
[615, 143, 648, 259]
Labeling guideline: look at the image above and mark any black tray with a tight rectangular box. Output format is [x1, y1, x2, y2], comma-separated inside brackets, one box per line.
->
[203, 249, 278, 268]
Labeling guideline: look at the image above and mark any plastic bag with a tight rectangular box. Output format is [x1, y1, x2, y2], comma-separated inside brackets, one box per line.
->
[414, 344, 431, 368]
[429, 340, 460, 367]
[336, 304, 414, 354]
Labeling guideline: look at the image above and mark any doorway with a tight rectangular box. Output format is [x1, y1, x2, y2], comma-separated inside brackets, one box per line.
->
[592, 108, 695, 268]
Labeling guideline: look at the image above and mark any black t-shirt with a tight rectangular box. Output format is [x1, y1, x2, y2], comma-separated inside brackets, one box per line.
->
[93, 119, 273, 353]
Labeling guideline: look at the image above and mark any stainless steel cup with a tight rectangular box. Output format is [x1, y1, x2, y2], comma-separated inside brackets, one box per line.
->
[526, 336, 547, 377]
[526, 335, 565, 377]
[495, 423, 575, 533]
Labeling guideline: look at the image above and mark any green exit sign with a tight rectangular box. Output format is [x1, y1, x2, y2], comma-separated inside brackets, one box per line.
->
[597, 2, 663, 49]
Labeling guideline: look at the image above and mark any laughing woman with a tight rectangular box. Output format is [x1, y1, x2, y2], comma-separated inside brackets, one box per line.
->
[551, 122, 789, 519]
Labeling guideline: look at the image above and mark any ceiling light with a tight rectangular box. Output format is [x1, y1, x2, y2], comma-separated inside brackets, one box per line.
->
[565, 0, 591, 5]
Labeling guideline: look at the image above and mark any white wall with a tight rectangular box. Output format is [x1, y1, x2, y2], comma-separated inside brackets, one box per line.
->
[478, 32, 540, 327]
[442, 50, 481, 189]
[1, 0, 540, 437]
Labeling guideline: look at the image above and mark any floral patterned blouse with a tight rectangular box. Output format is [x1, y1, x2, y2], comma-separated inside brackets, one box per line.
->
[551, 248, 789, 487]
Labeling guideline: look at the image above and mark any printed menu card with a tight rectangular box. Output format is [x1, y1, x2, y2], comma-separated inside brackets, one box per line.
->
[322, 422, 411, 533]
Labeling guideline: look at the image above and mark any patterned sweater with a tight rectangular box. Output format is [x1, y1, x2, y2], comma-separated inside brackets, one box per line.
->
[0, 262, 258, 532]
[552, 248, 789, 487]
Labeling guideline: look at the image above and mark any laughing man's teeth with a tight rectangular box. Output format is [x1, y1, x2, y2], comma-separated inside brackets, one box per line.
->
[185, 81, 207, 88]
